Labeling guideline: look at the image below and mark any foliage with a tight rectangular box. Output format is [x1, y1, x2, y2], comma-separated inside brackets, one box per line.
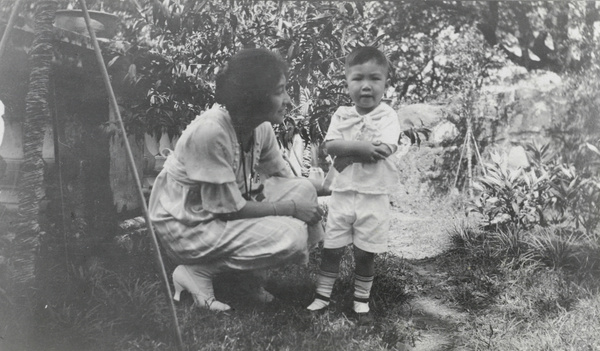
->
[23, 1, 507, 142]
[467, 132, 599, 273]
[524, 226, 581, 271]
[469, 151, 548, 231]
[548, 67, 600, 171]
[471, 141, 600, 234]
[3, 1, 597, 143]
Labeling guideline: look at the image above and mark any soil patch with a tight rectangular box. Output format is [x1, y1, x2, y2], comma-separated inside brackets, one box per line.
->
[385, 182, 471, 350]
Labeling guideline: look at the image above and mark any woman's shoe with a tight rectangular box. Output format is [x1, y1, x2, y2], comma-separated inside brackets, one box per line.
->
[172, 265, 231, 311]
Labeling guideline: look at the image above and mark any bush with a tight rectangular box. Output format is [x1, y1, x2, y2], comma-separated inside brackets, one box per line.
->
[468, 138, 600, 272]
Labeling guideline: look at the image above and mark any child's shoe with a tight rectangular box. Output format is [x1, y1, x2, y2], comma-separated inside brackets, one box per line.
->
[352, 300, 374, 325]
[306, 293, 330, 312]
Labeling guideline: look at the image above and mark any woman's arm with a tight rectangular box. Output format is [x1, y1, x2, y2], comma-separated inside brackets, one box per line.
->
[217, 199, 323, 224]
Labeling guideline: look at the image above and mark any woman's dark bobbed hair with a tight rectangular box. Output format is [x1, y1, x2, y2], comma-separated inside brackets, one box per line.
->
[215, 48, 288, 117]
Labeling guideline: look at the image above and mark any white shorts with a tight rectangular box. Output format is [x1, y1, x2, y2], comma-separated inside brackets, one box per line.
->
[324, 190, 390, 253]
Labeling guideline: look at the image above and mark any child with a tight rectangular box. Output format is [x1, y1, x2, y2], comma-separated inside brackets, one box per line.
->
[307, 47, 400, 319]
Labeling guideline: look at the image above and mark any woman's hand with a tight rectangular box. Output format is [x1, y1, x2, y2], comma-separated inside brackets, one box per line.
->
[291, 200, 324, 225]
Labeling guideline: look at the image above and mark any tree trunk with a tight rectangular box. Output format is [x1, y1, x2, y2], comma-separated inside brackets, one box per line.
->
[15, 0, 58, 285]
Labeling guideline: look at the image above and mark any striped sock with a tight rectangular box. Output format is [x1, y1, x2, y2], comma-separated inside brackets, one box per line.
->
[353, 274, 374, 313]
[307, 269, 338, 311]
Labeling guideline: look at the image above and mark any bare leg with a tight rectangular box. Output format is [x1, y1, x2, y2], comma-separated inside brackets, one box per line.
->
[353, 246, 374, 277]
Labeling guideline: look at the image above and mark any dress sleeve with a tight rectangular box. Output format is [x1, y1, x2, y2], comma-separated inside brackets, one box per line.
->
[200, 182, 247, 213]
[180, 121, 236, 184]
[324, 108, 343, 141]
[256, 123, 290, 177]
[379, 109, 401, 146]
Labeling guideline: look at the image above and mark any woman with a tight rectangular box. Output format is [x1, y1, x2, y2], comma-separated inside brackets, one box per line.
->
[148, 48, 325, 311]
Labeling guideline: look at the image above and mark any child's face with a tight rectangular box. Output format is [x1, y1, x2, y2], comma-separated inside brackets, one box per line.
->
[346, 60, 388, 115]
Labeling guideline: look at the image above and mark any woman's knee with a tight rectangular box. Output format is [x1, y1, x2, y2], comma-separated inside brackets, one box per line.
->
[293, 178, 317, 201]
[295, 177, 316, 193]
[280, 218, 309, 251]
[264, 177, 316, 202]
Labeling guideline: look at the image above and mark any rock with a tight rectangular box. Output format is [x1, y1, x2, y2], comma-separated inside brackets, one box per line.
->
[430, 120, 458, 144]
[491, 65, 529, 84]
[507, 145, 529, 169]
[397, 104, 446, 129]
[527, 70, 562, 92]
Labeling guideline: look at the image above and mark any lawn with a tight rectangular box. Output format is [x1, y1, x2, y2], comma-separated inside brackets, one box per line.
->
[2, 192, 599, 350]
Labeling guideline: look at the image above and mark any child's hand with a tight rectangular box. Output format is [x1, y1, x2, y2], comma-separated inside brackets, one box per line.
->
[356, 142, 387, 163]
[372, 141, 393, 158]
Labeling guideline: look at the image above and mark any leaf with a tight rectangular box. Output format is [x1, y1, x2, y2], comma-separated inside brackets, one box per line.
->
[344, 3, 354, 16]
[491, 213, 511, 225]
[108, 56, 121, 67]
[544, 33, 554, 51]
[528, 49, 540, 62]
[354, 1, 364, 17]
[287, 42, 296, 59]
[490, 151, 504, 165]
[585, 143, 600, 156]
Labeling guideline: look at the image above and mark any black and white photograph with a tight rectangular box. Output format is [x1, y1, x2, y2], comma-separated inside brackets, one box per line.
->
[0, 1, 599, 350]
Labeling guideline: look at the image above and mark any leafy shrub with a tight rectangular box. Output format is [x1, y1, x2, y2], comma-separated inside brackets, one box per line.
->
[548, 164, 600, 235]
[471, 141, 600, 234]
[469, 151, 549, 231]
[469, 139, 600, 272]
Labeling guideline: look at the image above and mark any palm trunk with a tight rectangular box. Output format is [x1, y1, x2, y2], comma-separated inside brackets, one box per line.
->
[15, 0, 58, 285]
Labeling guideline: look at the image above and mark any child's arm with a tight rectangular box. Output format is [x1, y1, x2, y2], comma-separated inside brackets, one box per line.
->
[326, 140, 388, 162]
[327, 140, 395, 172]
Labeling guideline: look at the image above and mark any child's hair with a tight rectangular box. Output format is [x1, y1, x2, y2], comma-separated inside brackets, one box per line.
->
[215, 48, 288, 116]
[345, 46, 389, 75]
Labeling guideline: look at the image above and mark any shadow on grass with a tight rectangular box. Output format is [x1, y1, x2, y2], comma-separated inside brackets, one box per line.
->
[0, 237, 423, 351]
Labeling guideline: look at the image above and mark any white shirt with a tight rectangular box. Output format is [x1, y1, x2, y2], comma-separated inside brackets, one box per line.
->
[324, 103, 401, 194]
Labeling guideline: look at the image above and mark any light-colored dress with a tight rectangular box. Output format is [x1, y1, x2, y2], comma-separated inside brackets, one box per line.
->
[148, 105, 323, 269]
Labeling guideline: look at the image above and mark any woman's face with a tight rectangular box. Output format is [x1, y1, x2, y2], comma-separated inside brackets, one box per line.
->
[264, 75, 291, 125]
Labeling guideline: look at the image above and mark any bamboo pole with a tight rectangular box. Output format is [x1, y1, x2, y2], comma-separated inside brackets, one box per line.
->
[77, 1, 184, 349]
[466, 117, 473, 198]
[453, 124, 468, 190]
[472, 132, 486, 176]
[51, 80, 70, 270]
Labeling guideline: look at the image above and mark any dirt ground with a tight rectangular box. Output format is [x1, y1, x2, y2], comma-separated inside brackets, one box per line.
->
[383, 152, 473, 350]
[387, 200, 468, 351]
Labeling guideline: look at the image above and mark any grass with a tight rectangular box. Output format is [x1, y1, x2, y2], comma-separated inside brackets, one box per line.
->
[0, 239, 418, 351]
[455, 265, 600, 350]
[1, 201, 600, 350]
[445, 219, 600, 351]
